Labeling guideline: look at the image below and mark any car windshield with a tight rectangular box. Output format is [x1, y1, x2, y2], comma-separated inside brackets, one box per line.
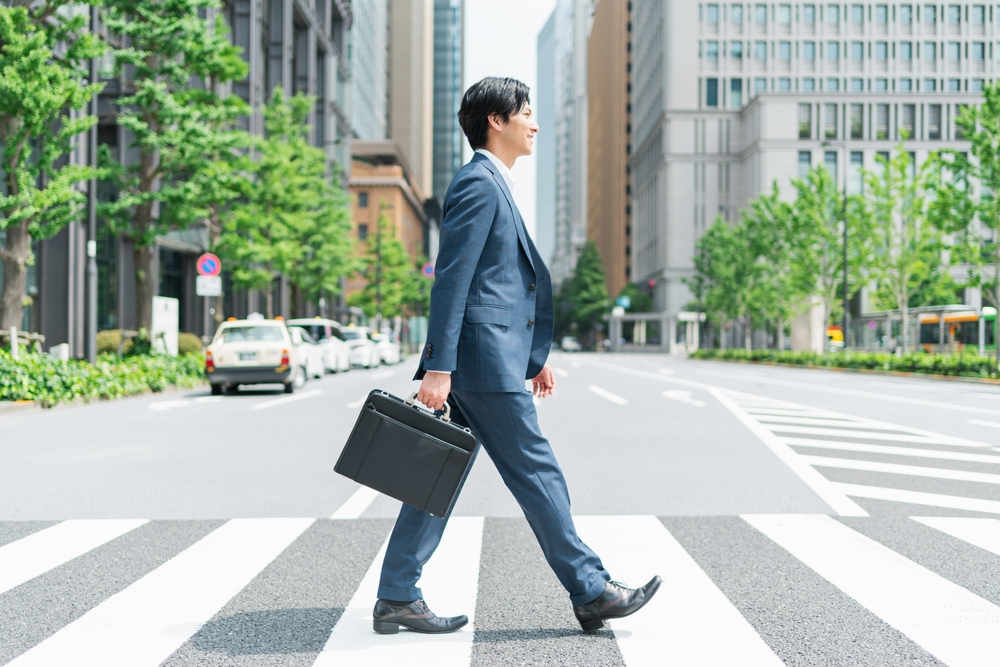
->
[292, 324, 327, 340]
[219, 325, 284, 343]
[341, 330, 367, 340]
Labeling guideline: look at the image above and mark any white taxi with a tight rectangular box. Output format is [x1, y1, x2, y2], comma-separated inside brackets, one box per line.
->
[206, 317, 307, 395]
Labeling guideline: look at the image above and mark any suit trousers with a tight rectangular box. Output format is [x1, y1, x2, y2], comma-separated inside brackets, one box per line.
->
[376, 389, 610, 607]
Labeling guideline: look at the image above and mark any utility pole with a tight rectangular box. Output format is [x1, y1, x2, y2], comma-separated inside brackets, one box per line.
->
[85, 4, 99, 364]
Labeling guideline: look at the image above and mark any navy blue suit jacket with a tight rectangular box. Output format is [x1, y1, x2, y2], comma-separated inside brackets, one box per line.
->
[415, 153, 553, 393]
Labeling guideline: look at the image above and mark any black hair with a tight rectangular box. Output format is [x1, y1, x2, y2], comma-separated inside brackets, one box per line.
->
[457, 77, 531, 151]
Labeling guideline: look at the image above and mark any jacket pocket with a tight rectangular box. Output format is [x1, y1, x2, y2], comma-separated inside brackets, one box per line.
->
[465, 305, 511, 326]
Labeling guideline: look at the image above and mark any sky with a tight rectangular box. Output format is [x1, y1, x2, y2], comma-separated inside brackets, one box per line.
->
[463, 0, 558, 238]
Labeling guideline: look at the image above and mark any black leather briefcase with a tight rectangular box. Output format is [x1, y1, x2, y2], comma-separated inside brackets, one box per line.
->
[334, 390, 477, 518]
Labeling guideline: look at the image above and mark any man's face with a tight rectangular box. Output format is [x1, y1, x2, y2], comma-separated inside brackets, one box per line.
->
[491, 104, 539, 159]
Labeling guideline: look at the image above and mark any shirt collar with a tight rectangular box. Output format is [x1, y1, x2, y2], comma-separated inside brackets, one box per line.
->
[475, 149, 517, 190]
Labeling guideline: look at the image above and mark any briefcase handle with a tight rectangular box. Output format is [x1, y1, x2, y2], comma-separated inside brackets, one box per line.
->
[405, 392, 452, 423]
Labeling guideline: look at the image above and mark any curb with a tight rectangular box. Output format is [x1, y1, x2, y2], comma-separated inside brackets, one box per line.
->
[693, 357, 1000, 386]
[0, 400, 39, 417]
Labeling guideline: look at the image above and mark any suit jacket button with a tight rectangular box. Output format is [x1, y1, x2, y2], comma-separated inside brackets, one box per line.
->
[528, 320, 535, 327]
[529, 283, 536, 291]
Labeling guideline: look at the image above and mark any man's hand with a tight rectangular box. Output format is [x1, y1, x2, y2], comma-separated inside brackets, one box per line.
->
[532, 365, 556, 399]
[417, 371, 451, 411]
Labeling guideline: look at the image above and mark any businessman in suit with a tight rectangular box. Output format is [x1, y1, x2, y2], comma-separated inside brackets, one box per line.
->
[372, 77, 660, 635]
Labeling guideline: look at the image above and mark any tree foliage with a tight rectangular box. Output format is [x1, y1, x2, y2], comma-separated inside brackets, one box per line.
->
[567, 241, 609, 345]
[0, 2, 104, 329]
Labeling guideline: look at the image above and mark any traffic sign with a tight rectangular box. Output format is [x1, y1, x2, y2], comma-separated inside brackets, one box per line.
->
[196, 253, 221, 277]
[616, 295, 631, 309]
[422, 262, 435, 277]
[196, 275, 222, 297]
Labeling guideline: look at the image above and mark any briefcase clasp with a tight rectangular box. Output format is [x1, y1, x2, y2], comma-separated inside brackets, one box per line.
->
[405, 391, 451, 423]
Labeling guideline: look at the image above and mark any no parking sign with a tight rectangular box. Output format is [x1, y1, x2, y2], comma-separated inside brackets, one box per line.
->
[196, 253, 222, 296]
[197, 253, 221, 277]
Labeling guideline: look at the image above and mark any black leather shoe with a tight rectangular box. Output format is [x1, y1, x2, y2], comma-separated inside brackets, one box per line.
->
[372, 599, 469, 634]
[573, 576, 662, 633]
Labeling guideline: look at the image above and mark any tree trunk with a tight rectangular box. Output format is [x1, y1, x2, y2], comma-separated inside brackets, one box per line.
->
[264, 288, 274, 320]
[900, 292, 909, 354]
[134, 243, 156, 331]
[0, 221, 30, 330]
[744, 316, 752, 352]
[777, 319, 785, 352]
[290, 282, 301, 319]
[207, 204, 223, 331]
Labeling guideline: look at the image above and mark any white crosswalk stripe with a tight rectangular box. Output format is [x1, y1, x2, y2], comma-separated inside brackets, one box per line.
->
[3, 514, 1000, 666]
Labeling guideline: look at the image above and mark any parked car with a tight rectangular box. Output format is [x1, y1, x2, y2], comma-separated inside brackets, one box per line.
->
[206, 318, 306, 394]
[287, 326, 326, 379]
[560, 336, 582, 352]
[370, 330, 402, 365]
[286, 318, 351, 373]
[341, 325, 379, 368]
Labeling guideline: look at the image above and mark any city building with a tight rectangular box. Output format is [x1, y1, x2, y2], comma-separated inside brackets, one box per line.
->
[536, 0, 592, 285]
[432, 0, 464, 201]
[631, 1, 985, 315]
[587, 0, 632, 299]
[349, 0, 389, 142]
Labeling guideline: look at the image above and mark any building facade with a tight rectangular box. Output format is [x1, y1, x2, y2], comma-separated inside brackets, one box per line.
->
[350, 0, 389, 141]
[431, 0, 464, 201]
[586, 0, 632, 299]
[631, 1, 985, 313]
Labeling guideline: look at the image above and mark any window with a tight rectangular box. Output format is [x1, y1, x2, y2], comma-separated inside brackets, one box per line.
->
[731, 79, 743, 107]
[778, 4, 791, 24]
[358, 224, 368, 240]
[755, 77, 767, 92]
[731, 41, 744, 59]
[827, 77, 841, 91]
[780, 41, 791, 60]
[924, 42, 937, 61]
[875, 5, 889, 23]
[876, 104, 889, 139]
[799, 151, 812, 178]
[824, 151, 838, 181]
[948, 42, 960, 60]
[755, 41, 767, 60]
[972, 78, 985, 91]
[875, 78, 889, 90]
[875, 42, 888, 60]
[901, 103, 916, 137]
[851, 41, 864, 60]
[900, 78, 913, 90]
[924, 5, 937, 24]
[706, 41, 719, 59]
[851, 77, 865, 90]
[755, 4, 767, 24]
[803, 4, 816, 23]
[900, 4, 913, 23]
[900, 42, 913, 60]
[828, 41, 840, 60]
[928, 104, 942, 139]
[875, 151, 890, 178]
[851, 4, 864, 24]
[949, 78, 962, 91]
[956, 104, 969, 138]
[799, 104, 813, 138]
[706, 4, 719, 23]
[706, 78, 718, 106]
[828, 4, 840, 24]
[825, 103, 838, 138]
[732, 5, 743, 23]
[779, 77, 792, 90]
[803, 41, 816, 60]
[803, 77, 816, 91]
[973, 42, 985, 60]
[847, 152, 863, 194]
[850, 104, 864, 138]
[973, 5, 986, 23]
[357, 192, 369, 207]
[947, 5, 960, 24]
[924, 77, 937, 90]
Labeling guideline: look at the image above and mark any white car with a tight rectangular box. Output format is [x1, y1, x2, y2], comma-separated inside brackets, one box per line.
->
[286, 318, 351, 373]
[560, 336, 582, 352]
[206, 319, 307, 394]
[370, 331, 402, 365]
[341, 325, 379, 368]
[287, 326, 326, 380]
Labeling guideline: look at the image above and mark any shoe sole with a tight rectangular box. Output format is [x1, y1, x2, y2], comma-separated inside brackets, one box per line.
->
[579, 576, 663, 634]
[373, 618, 469, 635]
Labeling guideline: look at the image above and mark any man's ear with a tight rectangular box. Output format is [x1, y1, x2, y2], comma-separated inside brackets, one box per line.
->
[487, 113, 505, 133]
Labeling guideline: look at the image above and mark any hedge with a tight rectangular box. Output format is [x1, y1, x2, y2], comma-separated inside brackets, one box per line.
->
[689, 348, 1000, 379]
[0, 350, 207, 407]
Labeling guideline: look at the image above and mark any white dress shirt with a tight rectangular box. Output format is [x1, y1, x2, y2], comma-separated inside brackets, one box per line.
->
[476, 148, 517, 190]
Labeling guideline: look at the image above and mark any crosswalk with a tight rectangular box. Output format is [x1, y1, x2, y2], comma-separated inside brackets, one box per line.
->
[2, 513, 1000, 666]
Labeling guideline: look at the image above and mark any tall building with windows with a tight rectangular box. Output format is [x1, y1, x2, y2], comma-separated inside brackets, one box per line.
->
[350, 0, 389, 141]
[631, 1, 982, 313]
[432, 0, 464, 201]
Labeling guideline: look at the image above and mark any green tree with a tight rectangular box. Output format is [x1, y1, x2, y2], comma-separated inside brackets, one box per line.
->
[99, 0, 248, 330]
[0, 2, 104, 329]
[568, 241, 610, 347]
[616, 283, 654, 313]
[691, 216, 752, 349]
[864, 146, 947, 351]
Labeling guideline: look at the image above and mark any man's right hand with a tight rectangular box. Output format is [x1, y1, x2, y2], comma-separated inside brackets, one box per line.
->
[417, 371, 451, 411]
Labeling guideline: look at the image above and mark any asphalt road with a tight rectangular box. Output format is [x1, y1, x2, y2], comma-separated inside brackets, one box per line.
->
[1, 352, 999, 666]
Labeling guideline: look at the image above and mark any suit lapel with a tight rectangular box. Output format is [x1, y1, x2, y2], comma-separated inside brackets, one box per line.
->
[476, 154, 536, 273]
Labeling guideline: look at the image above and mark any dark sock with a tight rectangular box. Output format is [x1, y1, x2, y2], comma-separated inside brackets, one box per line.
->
[380, 598, 415, 607]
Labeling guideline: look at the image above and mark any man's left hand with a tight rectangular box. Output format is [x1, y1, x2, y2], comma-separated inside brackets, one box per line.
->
[532, 364, 556, 399]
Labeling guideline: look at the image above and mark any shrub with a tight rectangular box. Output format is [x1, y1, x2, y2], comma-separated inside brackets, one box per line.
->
[96, 329, 130, 355]
[690, 348, 999, 379]
[178, 332, 203, 356]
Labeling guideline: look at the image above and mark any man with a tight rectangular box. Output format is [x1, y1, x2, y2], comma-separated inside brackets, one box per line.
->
[372, 77, 660, 635]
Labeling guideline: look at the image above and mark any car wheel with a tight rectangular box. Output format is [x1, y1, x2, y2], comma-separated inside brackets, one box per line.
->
[211, 384, 223, 396]
[293, 366, 308, 389]
[283, 381, 294, 394]
[225, 384, 240, 395]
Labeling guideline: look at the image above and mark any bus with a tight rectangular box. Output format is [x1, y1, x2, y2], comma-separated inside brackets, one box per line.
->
[919, 307, 997, 354]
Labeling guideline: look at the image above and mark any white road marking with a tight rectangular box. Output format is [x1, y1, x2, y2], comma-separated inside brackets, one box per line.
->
[746, 409, 842, 418]
[833, 483, 1000, 514]
[251, 388, 323, 410]
[7, 518, 315, 667]
[148, 399, 191, 411]
[800, 455, 1000, 485]
[331, 486, 381, 519]
[588, 385, 628, 405]
[662, 389, 706, 407]
[744, 514, 1000, 667]
[756, 415, 895, 427]
[194, 396, 223, 404]
[658, 368, 675, 375]
[313, 517, 483, 666]
[575, 516, 783, 667]
[553, 367, 569, 377]
[912, 517, 1000, 557]
[783, 438, 1000, 465]
[969, 419, 1000, 429]
[371, 370, 395, 380]
[760, 424, 985, 447]
[0, 520, 149, 596]
[347, 395, 368, 409]
[710, 388, 869, 517]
